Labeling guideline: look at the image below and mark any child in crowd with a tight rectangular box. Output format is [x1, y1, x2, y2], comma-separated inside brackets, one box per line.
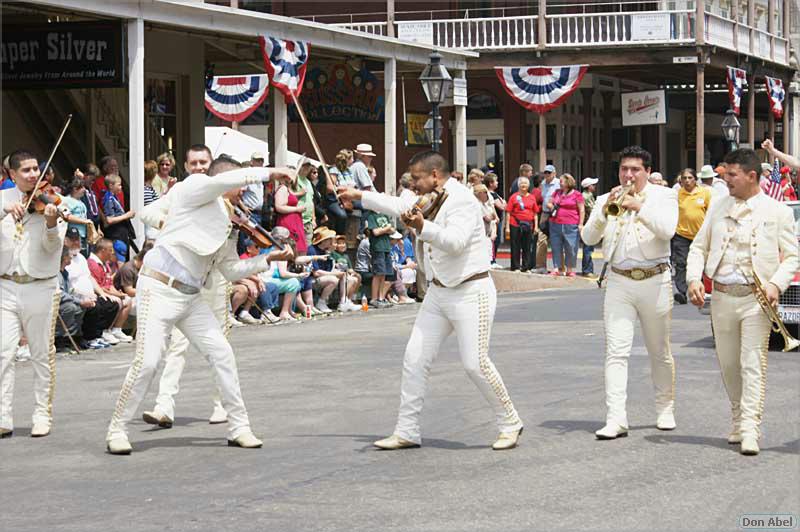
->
[389, 232, 416, 304]
[331, 235, 362, 308]
[365, 209, 395, 308]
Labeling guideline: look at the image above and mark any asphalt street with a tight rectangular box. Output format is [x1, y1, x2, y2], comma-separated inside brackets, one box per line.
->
[2, 287, 798, 532]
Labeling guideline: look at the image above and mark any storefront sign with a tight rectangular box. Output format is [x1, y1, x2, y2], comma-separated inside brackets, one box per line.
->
[1, 21, 125, 89]
[397, 22, 434, 45]
[621, 89, 667, 127]
[631, 13, 671, 41]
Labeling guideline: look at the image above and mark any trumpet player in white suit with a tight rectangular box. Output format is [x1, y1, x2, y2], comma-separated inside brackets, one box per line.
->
[687, 148, 799, 456]
[1, 150, 67, 439]
[339, 151, 524, 451]
[105, 155, 294, 455]
[581, 146, 679, 440]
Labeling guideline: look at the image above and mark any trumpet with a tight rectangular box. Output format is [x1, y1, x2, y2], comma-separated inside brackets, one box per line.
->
[751, 271, 800, 352]
[603, 182, 635, 217]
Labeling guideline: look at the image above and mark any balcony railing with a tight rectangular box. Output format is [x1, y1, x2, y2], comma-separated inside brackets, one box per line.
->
[332, 7, 790, 66]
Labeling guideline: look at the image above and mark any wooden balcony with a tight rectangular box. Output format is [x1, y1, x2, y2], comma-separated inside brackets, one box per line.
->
[332, 8, 791, 66]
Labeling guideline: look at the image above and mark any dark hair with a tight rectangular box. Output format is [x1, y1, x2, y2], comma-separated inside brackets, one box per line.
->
[96, 238, 114, 252]
[408, 151, 450, 176]
[532, 173, 542, 188]
[8, 150, 37, 171]
[82, 163, 101, 178]
[61, 178, 84, 196]
[680, 168, 696, 179]
[619, 145, 652, 170]
[186, 144, 213, 160]
[723, 148, 760, 177]
[208, 155, 242, 177]
[98, 155, 117, 174]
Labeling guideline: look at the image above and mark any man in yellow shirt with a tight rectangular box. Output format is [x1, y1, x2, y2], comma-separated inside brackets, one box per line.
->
[672, 167, 712, 303]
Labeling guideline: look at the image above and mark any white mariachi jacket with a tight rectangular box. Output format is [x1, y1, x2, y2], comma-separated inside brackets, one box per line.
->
[0, 187, 67, 278]
[141, 168, 273, 287]
[361, 177, 491, 288]
[686, 193, 799, 292]
[581, 182, 678, 264]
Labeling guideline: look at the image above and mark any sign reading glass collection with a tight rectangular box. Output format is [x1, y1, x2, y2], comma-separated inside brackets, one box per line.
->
[0, 21, 125, 89]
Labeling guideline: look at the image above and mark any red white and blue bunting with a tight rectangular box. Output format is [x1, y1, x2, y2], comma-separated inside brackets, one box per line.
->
[259, 36, 310, 103]
[204, 74, 270, 122]
[494, 65, 588, 114]
[765, 76, 785, 120]
[726, 66, 748, 115]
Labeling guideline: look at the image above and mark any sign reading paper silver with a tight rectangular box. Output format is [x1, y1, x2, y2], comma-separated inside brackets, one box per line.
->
[631, 13, 671, 41]
[397, 22, 434, 45]
[621, 89, 667, 127]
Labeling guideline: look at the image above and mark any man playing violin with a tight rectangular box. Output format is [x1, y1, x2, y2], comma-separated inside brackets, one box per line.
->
[1, 149, 68, 439]
[338, 151, 524, 451]
[105, 152, 294, 455]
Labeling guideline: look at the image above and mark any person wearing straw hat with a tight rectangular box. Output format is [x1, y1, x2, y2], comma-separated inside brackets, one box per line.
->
[351, 143, 377, 192]
[697, 164, 728, 200]
[687, 148, 799, 455]
[339, 151, 524, 451]
[309, 228, 359, 313]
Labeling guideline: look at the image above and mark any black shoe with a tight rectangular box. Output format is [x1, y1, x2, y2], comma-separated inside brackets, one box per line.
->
[674, 293, 688, 304]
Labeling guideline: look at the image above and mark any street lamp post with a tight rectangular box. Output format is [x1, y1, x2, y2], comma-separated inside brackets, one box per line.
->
[721, 108, 741, 152]
[419, 51, 453, 152]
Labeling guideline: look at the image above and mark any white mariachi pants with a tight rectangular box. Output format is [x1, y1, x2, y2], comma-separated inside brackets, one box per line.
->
[152, 276, 229, 420]
[0, 277, 60, 431]
[710, 290, 771, 438]
[394, 277, 523, 444]
[602, 270, 675, 427]
[106, 276, 251, 441]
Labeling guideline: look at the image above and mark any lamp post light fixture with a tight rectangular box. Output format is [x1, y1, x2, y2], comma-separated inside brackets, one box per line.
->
[721, 108, 741, 151]
[419, 51, 453, 152]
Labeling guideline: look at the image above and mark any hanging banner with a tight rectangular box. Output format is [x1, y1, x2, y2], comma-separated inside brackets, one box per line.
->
[258, 36, 310, 103]
[494, 65, 588, 114]
[290, 64, 384, 123]
[726, 66, 747, 115]
[765, 76, 785, 120]
[204, 74, 269, 122]
[621, 89, 667, 126]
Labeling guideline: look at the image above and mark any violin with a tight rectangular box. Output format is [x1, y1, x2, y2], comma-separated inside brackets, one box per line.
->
[231, 205, 284, 250]
[23, 182, 64, 216]
[406, 189, 449, 221]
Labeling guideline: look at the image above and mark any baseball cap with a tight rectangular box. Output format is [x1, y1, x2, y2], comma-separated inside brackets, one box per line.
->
[544, 164, 556, 173]
[389, 231, 403, 240]
[760, 163, 772, 172]
[113, 240, 128, 262]
[251, 152, 265, 161]
[65, 227, 81, 240]
[581, 177, 598, 188]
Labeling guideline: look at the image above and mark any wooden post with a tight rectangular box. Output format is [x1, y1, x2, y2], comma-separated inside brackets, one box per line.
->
[127, 17, 145, 248]
[231, 121, 239, 131]
[731, 0, 739, 50]
[581, 88, 593, 179]
[767, 0, 775, 60]
[384, 58, 397, 195]
[538, 113, 546, 171]
[696, 0, 705, 45]
[272, 89, 288, 167]
[747, 0, 755, 54]
[768, 108, 775, 141]
[748, 71, 756, 146]
[696, 63, 705, 169]
[387, 0, 395, 38]
[783, 87, 790, 152]
[453, 69, 468, 179]
[86, 89, 96, 164]
[537, 0, 546, 50]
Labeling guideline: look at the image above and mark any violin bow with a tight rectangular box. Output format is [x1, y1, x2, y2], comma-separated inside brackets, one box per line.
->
[22, 114, 73, 213]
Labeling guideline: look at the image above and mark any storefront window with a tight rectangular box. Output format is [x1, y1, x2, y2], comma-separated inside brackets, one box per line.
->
[146, 76, 178, 165]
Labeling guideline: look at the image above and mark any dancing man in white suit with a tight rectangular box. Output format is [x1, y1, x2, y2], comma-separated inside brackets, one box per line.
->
[687, 148, 798, 456]
[339, 151, 524, 451]
[581, 146, 679, 440]
[105, 155, 293, 454]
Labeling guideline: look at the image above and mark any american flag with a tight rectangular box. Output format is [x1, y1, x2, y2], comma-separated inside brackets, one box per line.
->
[764, 158, 784, 200]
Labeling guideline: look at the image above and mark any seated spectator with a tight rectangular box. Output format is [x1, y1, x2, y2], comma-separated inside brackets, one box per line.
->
[331, 235, 361, 307]
[389, 232, 415, 305]
[61, 178, 93, 256]
[308, 229, 360, 312]
[102, 174, 136, 261]
[64, 230, 123, 348]
[259, 227, 310, 322]
[88, 238, 134, 343]
[114, 242, 153, 316]
[56, 247, 93, 352]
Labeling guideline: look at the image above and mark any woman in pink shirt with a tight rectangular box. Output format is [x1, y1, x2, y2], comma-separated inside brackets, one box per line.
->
[546, 173, 585, 277]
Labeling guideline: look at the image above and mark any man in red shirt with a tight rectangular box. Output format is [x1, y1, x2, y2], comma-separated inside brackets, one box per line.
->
[88, 238, 133, 343]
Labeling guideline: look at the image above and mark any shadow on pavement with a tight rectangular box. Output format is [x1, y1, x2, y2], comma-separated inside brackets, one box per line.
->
[291, 433, 486, 451]
[643, 434, 733, 450]
[682, 336, 716, 349]
[131, 436, 226, 452]
[539, 419, 653, 435]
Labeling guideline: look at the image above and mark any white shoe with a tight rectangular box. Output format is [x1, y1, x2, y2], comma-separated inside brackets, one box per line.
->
[237, 312, 261, 325]
[656, 411, 676, 431]
[101, 331, 120, 345]
[595, 422, 628, 440]
[315, 301, 332, 314]
[209, 405, 228, 424]
[227, 432, 262, 448]
[229, 314, 245, 327]
[340, 300, 358, 312]
[31, 422, 51, 437]
[740, 434, 760, 455]
[261, 311, 281, 324]
[111, 329, 133, 342]
[14, 345, 31, 362]
[727, 429, 743, 444]
[107, 435, 133, 455]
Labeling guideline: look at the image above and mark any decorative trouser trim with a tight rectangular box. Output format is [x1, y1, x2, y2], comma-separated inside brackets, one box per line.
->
[45, 289, 60, 423]
[710, 290, 771, 439]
